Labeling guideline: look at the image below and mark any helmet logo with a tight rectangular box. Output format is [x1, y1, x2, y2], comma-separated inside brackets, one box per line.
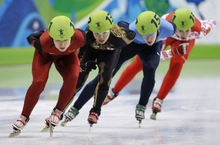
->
[58, 29, 64, 38]
[93, 21, 102, 31]
[181, 21, 185, 27]
[180, 20, 186, 28]
[136, 19, 146, 33]
[96, 22, 101, 28]
[141, 25, 145, 31]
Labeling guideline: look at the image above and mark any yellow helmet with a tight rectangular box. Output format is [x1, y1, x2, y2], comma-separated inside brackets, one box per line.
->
[172, 8, 195, 30]
[135, 11, 161, 35]
[88, 10, 114, 33]
[48, 15, 75, 40]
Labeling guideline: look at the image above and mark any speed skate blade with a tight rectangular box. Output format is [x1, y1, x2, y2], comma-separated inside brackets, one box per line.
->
[9, 130, 21, 137]
[138, 120, 142, 128]
[60, 121, 67, 127]
[49, 123, 54, 137]
[150, 113, 157, 120]
[41, 123, 49, 132]
[89, 123, 93, 132]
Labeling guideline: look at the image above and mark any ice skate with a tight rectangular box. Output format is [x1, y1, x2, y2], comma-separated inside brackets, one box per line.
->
[138, 120, 142, 128]
[41, 108, 63, 137]
[103, 88, 118, 105]
[150, 110, 158, 120]
[9, 115, 29, 137]
[135, 104, 146, 128]
[41, 121, 57, 137]
[87, 112, 99, 131]
[42, 119, 55, 138]
[49, 123, 55, 137]
[41, 122, 55, 137]
[9, 128, 21, 137]
[41, 122, 50, 132]
[150, 98, 163, 120]
[61, 106, 79, 127]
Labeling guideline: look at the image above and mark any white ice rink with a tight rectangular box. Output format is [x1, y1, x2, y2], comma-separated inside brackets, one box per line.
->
[0, 60, 220, 145]
[1, 78, 220, 145]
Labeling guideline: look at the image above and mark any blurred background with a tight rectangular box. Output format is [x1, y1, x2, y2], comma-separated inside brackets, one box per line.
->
[0, 1, 219, 143]
[0, 0, 219, 47]
[0, 0, 219, 101]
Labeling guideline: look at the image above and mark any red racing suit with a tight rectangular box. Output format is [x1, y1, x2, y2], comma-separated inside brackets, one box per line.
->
[157, 12, 216, 100]
[21, 29, 85, 117]
[112, 11, 216, 100]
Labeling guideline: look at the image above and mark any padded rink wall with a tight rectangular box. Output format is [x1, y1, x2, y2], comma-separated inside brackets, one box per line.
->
[0, 0, 219, 48]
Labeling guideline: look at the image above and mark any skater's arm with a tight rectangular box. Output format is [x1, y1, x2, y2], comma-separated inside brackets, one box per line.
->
[160, 43, 187, 60]
[27, 30, 44, 52]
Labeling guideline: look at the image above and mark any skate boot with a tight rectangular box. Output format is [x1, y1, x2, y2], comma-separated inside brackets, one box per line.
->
[41, 108, 63, 137]
[61, 106, 79, 127]
[135, 104, 146, 128]
[103, 88, 118, 105]
[88, 112, 99, 131]
[9, 115, 30, 137]
[150, 98, 163, 120]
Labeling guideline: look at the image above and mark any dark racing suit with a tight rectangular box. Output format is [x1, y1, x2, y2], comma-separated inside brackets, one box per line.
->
[65, 24, 136, 116]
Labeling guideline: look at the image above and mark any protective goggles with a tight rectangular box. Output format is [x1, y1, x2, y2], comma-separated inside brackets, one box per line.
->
[143, 32, 156, 38]
[94, 30, 110, 36]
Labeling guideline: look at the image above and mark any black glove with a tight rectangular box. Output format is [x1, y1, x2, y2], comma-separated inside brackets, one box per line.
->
[27, 30, 44, 52]
[124, 28, 136, 40]
[33, 39, 42, 52]
[117, 21, 129, 29]
[80, 60, 97, 71]
[27, 30, 44, 44]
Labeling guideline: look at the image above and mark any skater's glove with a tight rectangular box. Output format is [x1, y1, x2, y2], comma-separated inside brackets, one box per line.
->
[80, 60, 97, 71]
[27, 30, 44, 52]
[171, 43, 188, 56]
[32, 30, 44, 39]
[27, 30, 44, 44]
[33, 39, 42, 52]
[122, 28, 136, 40]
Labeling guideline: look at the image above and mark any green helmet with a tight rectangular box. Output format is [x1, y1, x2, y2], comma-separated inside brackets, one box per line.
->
[135, 11, 161, 35]
[88, 10, 114, 33]
[48, 15, 75, 40]
[172, 8, 195, 30]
